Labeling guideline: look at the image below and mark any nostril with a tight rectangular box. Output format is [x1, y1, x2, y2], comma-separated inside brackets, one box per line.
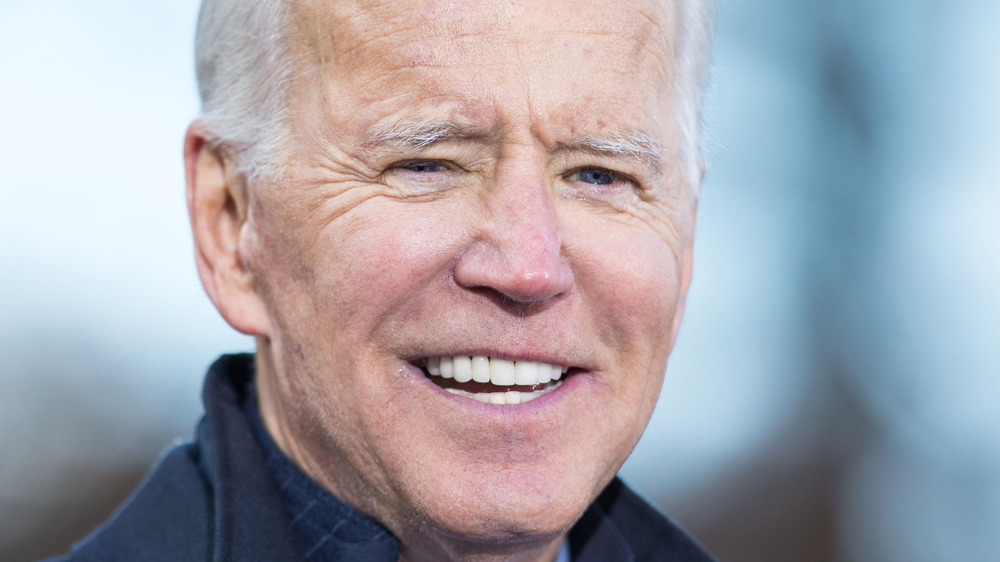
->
[459, 284, 565, 316]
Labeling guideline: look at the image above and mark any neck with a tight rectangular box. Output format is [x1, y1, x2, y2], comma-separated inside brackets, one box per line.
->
[398, 532, 566, 562]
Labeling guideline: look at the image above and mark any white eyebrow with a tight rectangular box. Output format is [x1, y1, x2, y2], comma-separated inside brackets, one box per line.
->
[567, 132, 664, 175]
[363, 119, 490, 149]
[363, 120, 663, 173]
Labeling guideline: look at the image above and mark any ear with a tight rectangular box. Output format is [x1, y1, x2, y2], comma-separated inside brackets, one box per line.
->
[668, 198, 698, 350]
[185, 122, 272, 336]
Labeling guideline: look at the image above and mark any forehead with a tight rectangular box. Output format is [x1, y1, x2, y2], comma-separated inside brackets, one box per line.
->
[289, 0, 679, 143]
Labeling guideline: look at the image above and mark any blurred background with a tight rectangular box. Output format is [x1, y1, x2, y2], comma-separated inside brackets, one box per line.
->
[1, 0, 997, 560]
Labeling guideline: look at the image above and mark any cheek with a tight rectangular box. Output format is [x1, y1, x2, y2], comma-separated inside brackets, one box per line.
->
[264, 198, 467, 336]
[574, 222, 681, 358]
[568, 218, 681, 433]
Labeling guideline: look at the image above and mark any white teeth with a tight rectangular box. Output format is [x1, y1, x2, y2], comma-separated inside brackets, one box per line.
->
[471, 355, 491, 383]
[426, 356, 568, 387]
[537, 363, 552, 384]
[453, 356, 472, 382]
[424, 356, 570, 405]
[440, 357, 454, 379]
[453, 358, 474, 383]
[442, 385, 561, 404]
[514, 361, 538, 386]
[490, 359, 516, 386]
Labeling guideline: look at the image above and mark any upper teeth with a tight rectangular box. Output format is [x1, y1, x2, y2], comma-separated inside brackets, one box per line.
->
[426, 356, 568, 387]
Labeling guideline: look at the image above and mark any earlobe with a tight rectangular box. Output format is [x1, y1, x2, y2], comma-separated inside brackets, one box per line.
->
[185, 122, 272, 336]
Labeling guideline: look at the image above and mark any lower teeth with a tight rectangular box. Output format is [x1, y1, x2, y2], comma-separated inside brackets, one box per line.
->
[445, 382, 561, 404]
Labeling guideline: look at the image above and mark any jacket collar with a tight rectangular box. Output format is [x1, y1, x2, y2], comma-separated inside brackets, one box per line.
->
[198, 354, 307, 559]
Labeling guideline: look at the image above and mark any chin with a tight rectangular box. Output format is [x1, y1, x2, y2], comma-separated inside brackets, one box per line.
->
[399, 459, 605, 549]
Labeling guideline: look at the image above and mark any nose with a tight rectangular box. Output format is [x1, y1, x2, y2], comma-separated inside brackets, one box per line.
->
[453, 161, 574, 306]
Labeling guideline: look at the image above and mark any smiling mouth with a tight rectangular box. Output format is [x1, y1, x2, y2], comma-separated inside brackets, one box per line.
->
[416, 356, 571, 405]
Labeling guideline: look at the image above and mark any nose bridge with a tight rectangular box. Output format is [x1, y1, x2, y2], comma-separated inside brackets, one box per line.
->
[454, 154, 573, 304]
[491, 160, 561, 266]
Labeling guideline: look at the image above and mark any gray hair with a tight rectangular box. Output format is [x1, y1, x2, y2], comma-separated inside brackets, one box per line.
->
[195, 0, 295, 184]
[675, 0, 716, 194]
[194, 0, 715, 193]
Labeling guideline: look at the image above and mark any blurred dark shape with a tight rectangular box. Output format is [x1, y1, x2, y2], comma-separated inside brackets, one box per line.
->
[0, 335, 196, 561]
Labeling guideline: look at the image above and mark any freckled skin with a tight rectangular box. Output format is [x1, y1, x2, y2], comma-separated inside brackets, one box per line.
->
[192, 0, 696, 561]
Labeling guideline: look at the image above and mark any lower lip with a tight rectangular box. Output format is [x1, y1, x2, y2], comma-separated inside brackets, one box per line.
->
[402, 362, 587, 414]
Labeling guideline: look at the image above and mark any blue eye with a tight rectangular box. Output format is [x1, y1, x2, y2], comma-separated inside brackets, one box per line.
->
[402, 161, 446, 173]
[573, 167, 619, 185]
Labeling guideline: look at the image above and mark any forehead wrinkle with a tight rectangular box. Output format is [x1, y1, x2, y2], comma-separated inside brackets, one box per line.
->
[298, 0, 509, 65]
[637, 2, 678, 97]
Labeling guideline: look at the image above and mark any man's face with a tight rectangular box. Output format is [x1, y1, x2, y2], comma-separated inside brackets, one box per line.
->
[246, 0, 693, 555]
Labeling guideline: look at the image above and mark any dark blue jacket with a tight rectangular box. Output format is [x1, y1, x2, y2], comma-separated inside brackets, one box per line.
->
[53, 354, 714, 561]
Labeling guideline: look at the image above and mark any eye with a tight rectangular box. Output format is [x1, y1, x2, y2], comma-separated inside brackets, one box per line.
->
[561, 165, 649, 208]
[383, 159, 461, 196]
[399, 160, 448, 174]
[570, 166, 621, 186]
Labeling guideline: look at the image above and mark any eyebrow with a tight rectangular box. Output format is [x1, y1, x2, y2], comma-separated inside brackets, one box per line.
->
[362, 119, 494, 150]
[559, 132, 664, 176]
[362, 119, 664, 174]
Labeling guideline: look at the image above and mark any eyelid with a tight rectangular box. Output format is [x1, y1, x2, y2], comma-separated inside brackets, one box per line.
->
[379, 157, 468, 197]
[393, 158, 453, 171]
[563, 165, 659, 206]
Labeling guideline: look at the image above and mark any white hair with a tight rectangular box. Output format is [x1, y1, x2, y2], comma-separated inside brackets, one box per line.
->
[194, 0, 715, 193]
[195, 0, 296, 183]
[674, 0, 717, 194]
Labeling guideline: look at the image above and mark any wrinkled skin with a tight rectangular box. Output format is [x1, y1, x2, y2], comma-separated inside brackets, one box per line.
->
[186, 0, 697, 560]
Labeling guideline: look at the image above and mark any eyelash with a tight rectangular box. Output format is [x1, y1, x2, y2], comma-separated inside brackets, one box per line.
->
[565, 166, 631, 187]
[394, 160, 451, 174]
